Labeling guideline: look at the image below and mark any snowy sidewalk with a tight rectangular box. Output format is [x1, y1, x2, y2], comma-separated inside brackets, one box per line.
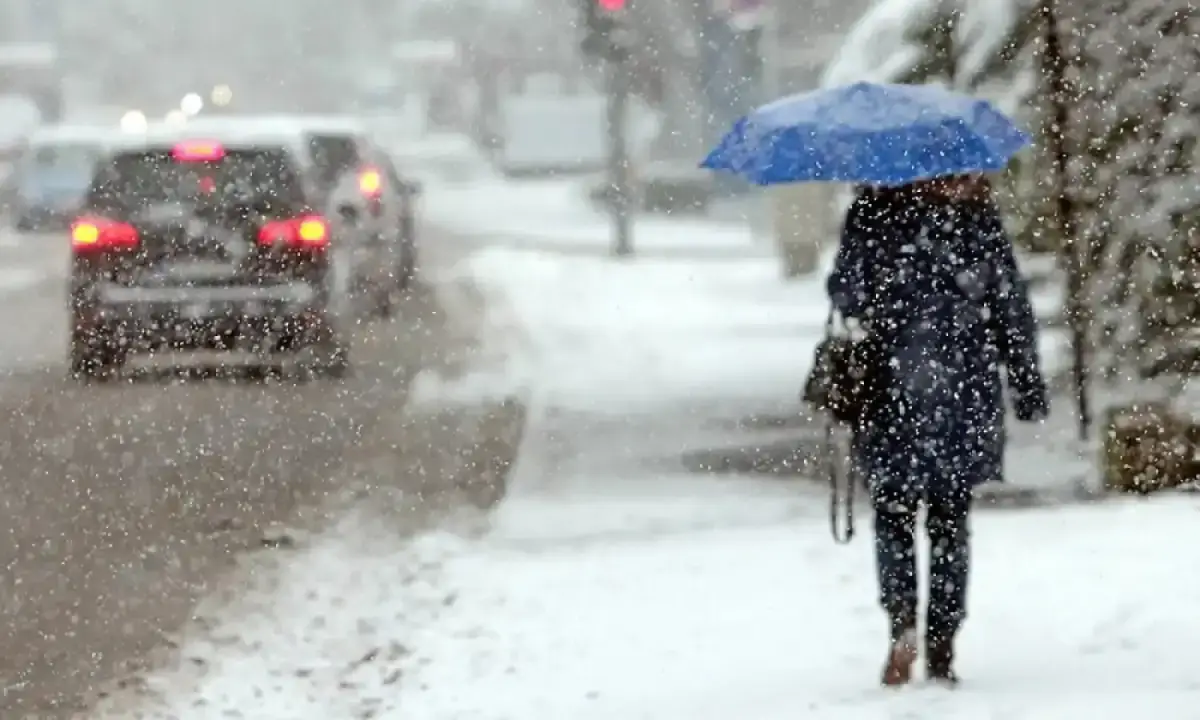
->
[89, 495, 1200, 719]
[405, 497, 1200, 720]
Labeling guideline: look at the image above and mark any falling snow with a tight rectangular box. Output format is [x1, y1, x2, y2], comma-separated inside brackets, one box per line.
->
[0, 1, 1192, 717]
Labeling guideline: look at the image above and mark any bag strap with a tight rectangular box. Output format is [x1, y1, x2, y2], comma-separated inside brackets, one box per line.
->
[823, 305, 855, 544]
[826, 307, 858, 340]
[828, 419, 855, 544]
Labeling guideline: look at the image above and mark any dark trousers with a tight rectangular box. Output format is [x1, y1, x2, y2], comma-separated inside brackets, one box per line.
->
[872, 483, 972, 643]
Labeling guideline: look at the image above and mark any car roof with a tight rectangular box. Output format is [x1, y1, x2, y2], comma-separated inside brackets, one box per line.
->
[105, 124, 313, 164]
[26, 123, 124, 147]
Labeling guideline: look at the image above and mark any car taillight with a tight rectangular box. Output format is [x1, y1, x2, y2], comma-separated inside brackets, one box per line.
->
[358, 167, 382, 198]
[71, 217, 139, 252]
[173, 141, 226, 162]
[257, 215, 330, 248]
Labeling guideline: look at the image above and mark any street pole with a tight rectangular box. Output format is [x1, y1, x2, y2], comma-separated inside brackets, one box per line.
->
[1041, 0, 1089, 440]
[605, 42, 633, 257]
[755, 4, 778, 246]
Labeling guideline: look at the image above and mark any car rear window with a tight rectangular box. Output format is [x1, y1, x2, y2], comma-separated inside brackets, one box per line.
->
[307, 134, 361, 188]
[86, 147, 307, 218]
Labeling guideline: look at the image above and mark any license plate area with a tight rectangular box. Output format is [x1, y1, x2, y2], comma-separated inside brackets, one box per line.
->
[147, 261, 240, 284]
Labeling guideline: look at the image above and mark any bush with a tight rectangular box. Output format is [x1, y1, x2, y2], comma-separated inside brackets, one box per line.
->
[1102, 402, 1199, 493]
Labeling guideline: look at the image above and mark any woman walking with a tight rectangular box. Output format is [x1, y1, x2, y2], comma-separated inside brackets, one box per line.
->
[826, 175, 1048, 686]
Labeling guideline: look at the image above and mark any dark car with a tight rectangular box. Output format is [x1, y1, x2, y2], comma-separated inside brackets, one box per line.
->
[68, 129, 383, 381]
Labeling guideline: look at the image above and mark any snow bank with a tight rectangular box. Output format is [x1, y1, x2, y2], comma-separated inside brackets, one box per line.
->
[457, 246, 828, 414]
[423, 177, 761, 257]
[389, 132, 492, 184]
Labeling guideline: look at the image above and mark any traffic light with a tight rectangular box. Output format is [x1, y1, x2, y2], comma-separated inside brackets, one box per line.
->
[580, 0, 628, 59]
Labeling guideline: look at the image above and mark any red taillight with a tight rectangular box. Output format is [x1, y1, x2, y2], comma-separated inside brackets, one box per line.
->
[358, 167, 383, 197]
[172, 141, 226, 162]
[257, 215, 329, 248]
[71, 217, 139, 252]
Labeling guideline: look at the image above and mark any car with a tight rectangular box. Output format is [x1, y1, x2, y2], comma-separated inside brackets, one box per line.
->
[188, 114, 423, 295]
[185, 115, 371, 201]
[67, 126, 390, 380]
[7, 124, 118, 232]
[326, 149, 422, 316]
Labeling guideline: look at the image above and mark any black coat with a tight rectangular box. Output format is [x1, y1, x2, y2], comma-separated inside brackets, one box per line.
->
[826, 189, 1048, 495]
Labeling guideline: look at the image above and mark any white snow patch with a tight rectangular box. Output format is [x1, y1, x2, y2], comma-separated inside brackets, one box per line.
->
[821, 0, 1035, 115]
[87, 519, 473, 720]
[424, 177, 761, 256]
[87, 490, 1200, 719]
[0, 95, 40, 149]
[456, 243, 1065, 415]
[955, 0, 1025, 87]
[822, 0, 947, 88]
[455, 245, 828, 414]
[0, 268, 45, 292]
[388, 132, 492, 184]
[399, 497, 1200, 720]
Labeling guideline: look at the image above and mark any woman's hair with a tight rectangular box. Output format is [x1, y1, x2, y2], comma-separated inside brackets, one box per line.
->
[910, 174, 994, 202]
[956, 174, 994, 202]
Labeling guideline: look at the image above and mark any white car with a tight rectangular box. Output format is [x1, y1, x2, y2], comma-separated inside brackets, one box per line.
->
[7, 123, 123, 231]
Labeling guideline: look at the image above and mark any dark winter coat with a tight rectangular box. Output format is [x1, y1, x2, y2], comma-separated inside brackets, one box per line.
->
[826, 187, 1048, 496]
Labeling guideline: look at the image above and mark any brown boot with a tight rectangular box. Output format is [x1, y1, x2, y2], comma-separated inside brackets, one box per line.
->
[926, 634, 959, 687]
[881, 628, 918, 686]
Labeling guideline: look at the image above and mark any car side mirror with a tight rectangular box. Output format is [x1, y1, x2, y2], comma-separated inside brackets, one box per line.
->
[399, 179, 423, 197]
[337, 203, 360, 224]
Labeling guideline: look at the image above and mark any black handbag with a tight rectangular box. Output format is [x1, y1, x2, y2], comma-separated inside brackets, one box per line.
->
[802, 309, 883, 545]
[802, 310, 881, 428]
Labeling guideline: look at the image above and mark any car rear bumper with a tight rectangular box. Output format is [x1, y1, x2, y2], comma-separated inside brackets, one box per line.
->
[95, 282, 316, 306]
[74, 282, 328, 352]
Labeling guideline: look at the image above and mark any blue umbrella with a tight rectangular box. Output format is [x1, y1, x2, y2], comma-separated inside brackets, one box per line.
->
[701, 82, 1031, 186]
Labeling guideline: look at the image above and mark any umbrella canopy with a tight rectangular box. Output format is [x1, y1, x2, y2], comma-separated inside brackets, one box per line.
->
[701, 82, 1031, 186]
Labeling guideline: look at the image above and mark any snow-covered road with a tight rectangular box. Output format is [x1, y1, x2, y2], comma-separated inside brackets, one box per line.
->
[86, 153, 1198, 720]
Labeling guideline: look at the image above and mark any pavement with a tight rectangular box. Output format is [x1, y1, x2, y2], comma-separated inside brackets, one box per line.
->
[0, 221, 525, 717]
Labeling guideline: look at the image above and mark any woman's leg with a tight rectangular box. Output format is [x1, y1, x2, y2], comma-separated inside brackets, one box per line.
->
[924, 486, 972, 681]
[873, 482, 920, 684]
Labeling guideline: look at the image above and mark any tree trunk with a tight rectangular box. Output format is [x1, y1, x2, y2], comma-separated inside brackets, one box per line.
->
[1041, 0, 1090, 440]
